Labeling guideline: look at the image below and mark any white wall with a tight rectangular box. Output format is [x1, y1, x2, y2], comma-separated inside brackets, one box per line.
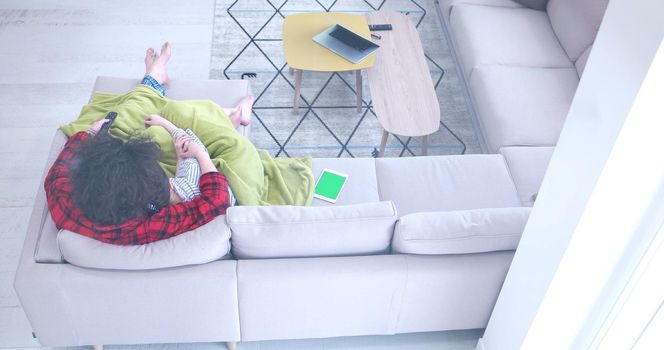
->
[480, 0, 664, 349]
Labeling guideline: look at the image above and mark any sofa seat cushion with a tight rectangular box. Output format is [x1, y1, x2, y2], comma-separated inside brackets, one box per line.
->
[500, 146, 555, 206]
[376, 155, 521, 216]
[227, 201, 397, 259]
[57, 216, 232, 270]
[470, 65, 579, 152]
[450, 4, 572, 80]
[311, 157, 379, 206]
[439, 0, 522, 21]
[547, 0, 608, 61]
[392, 207, 531, 255]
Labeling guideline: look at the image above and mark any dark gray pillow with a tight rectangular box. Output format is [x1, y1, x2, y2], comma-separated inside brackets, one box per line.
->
[513, 0, 548, 11]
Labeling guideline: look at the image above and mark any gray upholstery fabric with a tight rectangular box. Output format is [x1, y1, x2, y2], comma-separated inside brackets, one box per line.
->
[438, 0, 522, 21]
[58, 215, 232, 270]
[228, 202, 397, 259]
[513, 0, 547, 11]
[376, 155, 521, 216]
[395, 252, 514, 333]
[14, 260, 241, 346]
[392, 207, 531, 255]
[575, 44, 593, 77]
[237, 255, 408, 341]
[547, 0, 609, 61]
[311, 157, 379, 206]
[469, 65, 579, 152]
[450, 4, 572, 80]
[33, 131, 67, 263]
[500, 146, 555, 206]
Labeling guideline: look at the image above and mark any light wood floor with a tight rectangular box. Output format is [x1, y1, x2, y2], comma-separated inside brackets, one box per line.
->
[0, 1, 482, 349]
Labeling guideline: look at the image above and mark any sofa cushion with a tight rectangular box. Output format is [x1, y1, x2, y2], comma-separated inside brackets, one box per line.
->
[500, 146, 555, 206]
[376, 155, 521, 216]
[575, 44, 593, 77]
[57, 216, 232, 270]
[512, 0, 547, 11]
[469, 65, 579, 152]
[547, 0, 609, 61]
[311, 157, 379, 206]
[392, 207, 531, 255]
[450, 4, 572, 80]
[439, 0, 522, 21]
[228, 201, 397, 259]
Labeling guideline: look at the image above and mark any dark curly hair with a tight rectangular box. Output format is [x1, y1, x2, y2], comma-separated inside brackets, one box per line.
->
[71, 134, 170, 225]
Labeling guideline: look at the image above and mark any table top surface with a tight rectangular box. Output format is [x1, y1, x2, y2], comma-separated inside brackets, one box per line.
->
[282, 12, 375, 72]
[366, 11, 440, 137]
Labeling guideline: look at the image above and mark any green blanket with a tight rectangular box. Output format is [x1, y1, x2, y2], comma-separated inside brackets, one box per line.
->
[61, 85, 314, 206]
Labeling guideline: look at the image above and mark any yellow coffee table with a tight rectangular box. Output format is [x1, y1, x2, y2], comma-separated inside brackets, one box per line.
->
[282, 12, 376, 114]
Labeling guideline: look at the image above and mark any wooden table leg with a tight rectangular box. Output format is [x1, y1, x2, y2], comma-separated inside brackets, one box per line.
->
[356, 70, 363, 113]
[293, 69, 303, 115]
[379, 130, 389, 157]
[421, 135, 429, 156]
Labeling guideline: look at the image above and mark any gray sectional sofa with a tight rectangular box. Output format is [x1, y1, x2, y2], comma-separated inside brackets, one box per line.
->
[14, 1, 611, 347]
[438, 0, 609, 205]
[15, 77, 529, 348]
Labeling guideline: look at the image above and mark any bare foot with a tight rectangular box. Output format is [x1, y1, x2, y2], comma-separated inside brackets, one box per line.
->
[144, 48, 156, 73]
[147, 42, 172, 85]
[236, 95, 254, 126]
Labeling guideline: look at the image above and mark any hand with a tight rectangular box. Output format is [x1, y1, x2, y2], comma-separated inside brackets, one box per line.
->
[174, 134, 206, 160]
[88, 118, 109, 134]
[144, 114, 168, 128]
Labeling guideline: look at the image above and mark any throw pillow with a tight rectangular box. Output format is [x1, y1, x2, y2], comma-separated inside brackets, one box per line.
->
[228, 201, 397, 259]
[392, 207, 531, 255]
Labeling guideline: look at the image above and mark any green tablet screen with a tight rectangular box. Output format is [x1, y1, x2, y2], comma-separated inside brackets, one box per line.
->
[314, 170, 347, 200]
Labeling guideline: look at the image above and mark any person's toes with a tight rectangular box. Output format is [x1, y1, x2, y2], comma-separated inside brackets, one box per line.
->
[144, 48, 156, 69]
[158, 41, 172, 63]
[238, 95, 254, 126]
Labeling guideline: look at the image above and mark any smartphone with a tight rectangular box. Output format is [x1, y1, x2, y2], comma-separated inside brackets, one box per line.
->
[313, 168, 349, 203]
[98, 111, 118, 135]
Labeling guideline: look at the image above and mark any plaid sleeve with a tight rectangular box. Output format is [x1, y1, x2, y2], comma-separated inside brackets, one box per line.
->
[44, 131, 90, 229]
[133, 172, 230, 244]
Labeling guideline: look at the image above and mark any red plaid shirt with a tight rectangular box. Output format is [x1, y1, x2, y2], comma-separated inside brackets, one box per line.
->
[45, 131, 230, 245]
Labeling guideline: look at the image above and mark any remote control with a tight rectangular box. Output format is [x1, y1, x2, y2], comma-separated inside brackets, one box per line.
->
[98, 111, 118, 135]
[369, 24, 392, 31]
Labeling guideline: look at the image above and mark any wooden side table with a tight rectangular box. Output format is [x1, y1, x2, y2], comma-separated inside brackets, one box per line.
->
[282, 12, 376, 114]
[366, 11, 440, 156]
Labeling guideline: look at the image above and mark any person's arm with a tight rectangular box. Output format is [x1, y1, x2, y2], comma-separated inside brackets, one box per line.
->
[44, 131, 90, 229]
[144, 114, 178, 133]
[135, 172, 229, 243]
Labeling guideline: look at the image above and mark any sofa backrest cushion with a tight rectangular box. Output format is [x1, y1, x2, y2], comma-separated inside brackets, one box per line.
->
[57, 216, 232, 270]
[392, 207, 531, 255]
[513, 0, 547, 11]
[227, 201, 397, 259]
[547, 0, 609, 61]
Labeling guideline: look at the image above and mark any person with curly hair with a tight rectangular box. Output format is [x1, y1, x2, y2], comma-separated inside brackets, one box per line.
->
[44, 42, 242, 245]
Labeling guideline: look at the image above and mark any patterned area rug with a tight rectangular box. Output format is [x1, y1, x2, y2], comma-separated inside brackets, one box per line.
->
[210, 0, 482, 158]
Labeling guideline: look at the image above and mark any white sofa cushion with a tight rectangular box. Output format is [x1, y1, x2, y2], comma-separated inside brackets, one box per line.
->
[547, 0, 609, 61]
[57, 216, 232, 270]
[392, 207, 531, 255]
[450, 4, 572, 80]
[376, 155, 521, 216]
[500, 146, 555, 206]
[575, 44, 593, 77]
[228, 201, 397, 259]
[311, 157, 379, 206]
[439, 0, 522, 21]
[470, 65, 579, 152]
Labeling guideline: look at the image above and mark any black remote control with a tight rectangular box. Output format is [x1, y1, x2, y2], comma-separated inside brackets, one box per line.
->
[369, 24, 392, 31]
[98, 111, 118, 135]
